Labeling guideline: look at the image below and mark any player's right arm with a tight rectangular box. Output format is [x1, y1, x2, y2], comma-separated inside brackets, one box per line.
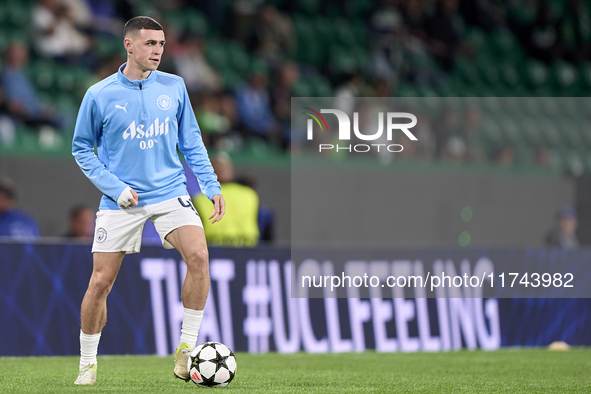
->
[72, 90, 132, 206]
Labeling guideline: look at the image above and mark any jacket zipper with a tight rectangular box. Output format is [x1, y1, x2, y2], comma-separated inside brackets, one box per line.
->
[139, 82, 147, 120]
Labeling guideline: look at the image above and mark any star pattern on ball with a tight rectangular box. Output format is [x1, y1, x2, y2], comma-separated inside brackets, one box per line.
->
[214, 351, 229, 371]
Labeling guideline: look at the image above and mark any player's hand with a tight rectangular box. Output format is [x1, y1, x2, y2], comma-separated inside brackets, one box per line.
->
[117, 187, 139, 209]
[209, 194, 225, 223]
[128, 189, 139, 208]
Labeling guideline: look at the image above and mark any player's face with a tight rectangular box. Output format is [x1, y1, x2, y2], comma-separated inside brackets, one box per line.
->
[127, 29, 166, 72]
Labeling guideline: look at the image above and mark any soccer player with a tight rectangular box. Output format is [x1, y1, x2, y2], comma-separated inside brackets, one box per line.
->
[71, 16, 225, 385]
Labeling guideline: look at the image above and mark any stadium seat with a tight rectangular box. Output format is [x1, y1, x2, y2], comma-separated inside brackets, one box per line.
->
[509, 3, 536, 24]
[184, 9, 209, 36]
[303, 39, 324, 66]
[481, 116, 505, 147]
[478, 60, 501, 87]
[510, 85, 530, 97]
[226, 42, 250, 74]
[133, 2, 157, 18]
[28, 60, 56, 93]
[499, 115, 523, 145]
[55, 94, 78, 117]
[351, 19, 369, 47]
[547, 0, 565, 19]
[479, 97, 503, 116]
[565, 150, 585, 176]
[249, 58, 268, 75]
[551, 61, 578, 94]
[219, 68, 242, 90]
[558, 118, 582, 149]
[520, 116, 545, 147]
[559, 97, 581, 119]
[499, 98, 523, 117]
[409, 52, 441, 75]
[434, 82, 457, 98]
[578, 63, 591, 88]
[293, 16, 323, 65]
[243, 136, 276, 158]
[310, 75, 332, 96]
[579, 119, 591, 149]
[318, 2, 340, 17]
[334, 18, 355, 46]
[524, 60, 550, 90]
[351, 46, 370, 77]
[0, 30, 8, 53]
[395, 83, 419, 98]
[584, 151, 591, 173]
[292, 15, 313, 40]
[73, 67, 96, 96]
[55, 71, 76, 95]
[0, 4, 6, 27]
[539, 97, 560, 119]
[499, 63, 520, 88]
[419, 96, 444, 116]
[540, 118, 562, 147]
[314, 16, 335, 47]
[96, 37, 123, 58]
[163, 10, 187, 33]
[451, 83, 475, 97]
[3, 27, 28, 47]
[4, 2, 29, 29]
[14, 124, 39, 152]
[531, 86, 555, 97]
[463, 28, 487, 54]
[267, 0, 287, 7]
[488, 30, 519, 56]
[454, 56, 480, 86]
[206, 42, 228, 69]
[346, 0, 376, 19]
[297, 0, 321, 15]
[292, 81, 313, 97]
[329, 46, 357, 77]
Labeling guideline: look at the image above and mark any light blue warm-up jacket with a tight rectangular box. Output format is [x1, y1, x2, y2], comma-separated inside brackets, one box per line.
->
[72, 63, 221, 210]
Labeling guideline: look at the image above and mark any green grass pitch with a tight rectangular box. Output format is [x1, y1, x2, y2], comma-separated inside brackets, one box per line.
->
[1, 349, 590, 393]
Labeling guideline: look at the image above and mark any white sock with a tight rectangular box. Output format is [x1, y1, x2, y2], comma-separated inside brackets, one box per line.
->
[79, 330, 101, 370]
[179, 308, 204, 348]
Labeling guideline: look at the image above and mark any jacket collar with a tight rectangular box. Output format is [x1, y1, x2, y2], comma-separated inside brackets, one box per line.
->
[116, 63, 157, 88]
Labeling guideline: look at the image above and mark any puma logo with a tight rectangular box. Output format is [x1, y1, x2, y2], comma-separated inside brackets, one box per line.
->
[115, 103, 128, 113]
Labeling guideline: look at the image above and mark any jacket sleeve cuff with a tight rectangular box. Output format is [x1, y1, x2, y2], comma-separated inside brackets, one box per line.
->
[110, 183, 129, 204]
[206, 186, 222, 201]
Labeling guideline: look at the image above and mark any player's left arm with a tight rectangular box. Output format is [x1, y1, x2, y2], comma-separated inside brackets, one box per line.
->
[176, 80, 224, 222]
[209, 194, 226, 223]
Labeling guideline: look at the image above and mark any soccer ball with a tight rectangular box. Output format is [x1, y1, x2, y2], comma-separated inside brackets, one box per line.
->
[187, 342, 237, 387]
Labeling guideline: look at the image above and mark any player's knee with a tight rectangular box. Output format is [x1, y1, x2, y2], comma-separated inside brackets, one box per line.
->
[185, 248, 209, 276]
[89, 274, 115, 298]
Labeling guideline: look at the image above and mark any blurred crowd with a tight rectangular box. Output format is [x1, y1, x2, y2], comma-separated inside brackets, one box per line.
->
[1, 0, 588, 245]
[0, 0, 590, 162]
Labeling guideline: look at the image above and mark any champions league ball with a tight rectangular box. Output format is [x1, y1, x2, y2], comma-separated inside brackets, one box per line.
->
[187, 342, 237, 387]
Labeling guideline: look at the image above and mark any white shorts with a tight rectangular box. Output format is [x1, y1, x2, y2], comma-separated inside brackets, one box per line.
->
[92, 195, 203, 254]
